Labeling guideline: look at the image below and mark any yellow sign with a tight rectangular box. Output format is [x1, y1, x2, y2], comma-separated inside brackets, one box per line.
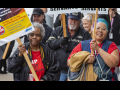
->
[0, 8, 34, 46]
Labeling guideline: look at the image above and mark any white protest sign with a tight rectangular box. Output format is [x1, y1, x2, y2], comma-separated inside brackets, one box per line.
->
[24, 8, 34, 19]
[47, 8, 108, 14]
[47, 8, 80, 14]
[79, 8, 108, 14]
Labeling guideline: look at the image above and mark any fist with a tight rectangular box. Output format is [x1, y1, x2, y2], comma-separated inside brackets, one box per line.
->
[86, 55, 95, 64]
[18, 45, 26, 57]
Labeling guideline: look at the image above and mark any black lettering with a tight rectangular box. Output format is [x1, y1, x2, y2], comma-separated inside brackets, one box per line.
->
[50, 8, 53, 11]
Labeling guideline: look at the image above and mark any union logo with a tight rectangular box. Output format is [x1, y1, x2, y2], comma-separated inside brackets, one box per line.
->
[0, 26, 5, 35]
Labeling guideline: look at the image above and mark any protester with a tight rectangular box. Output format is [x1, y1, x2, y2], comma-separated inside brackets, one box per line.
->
[0, 40, 15, 74]
[54, 14, 69, 28]
[99, 8, 120, 78]
[54, 13, 84, 29]
[67, 18, 119, 81]
[40, 8, 48, 23]
[25, 8, 53, 45]
[82, 14, 93, 34]
[8, 22, 60, 81]
[46, 12, 91, 81]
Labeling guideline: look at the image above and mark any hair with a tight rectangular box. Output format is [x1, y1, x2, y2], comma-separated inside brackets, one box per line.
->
[32, 22, 45, 38]
[92, 18, 109, 32]
[82, 14, 93, 24]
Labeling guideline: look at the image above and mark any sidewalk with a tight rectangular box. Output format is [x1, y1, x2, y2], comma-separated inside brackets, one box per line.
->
[0, 72, 13, 81]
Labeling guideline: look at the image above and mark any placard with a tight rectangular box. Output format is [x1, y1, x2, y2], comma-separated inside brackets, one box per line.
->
[47, 8, 108, 14]
[47, 8, 80, 14]
[0, 8, 34, 46]
[80, 8, 108, 14]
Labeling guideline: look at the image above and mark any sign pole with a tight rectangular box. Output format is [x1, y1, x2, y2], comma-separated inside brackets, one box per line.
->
[62, 14, 67, 37]
[16, 38, 39, 81]
[2, 42, 11, 59]
[91, 8, 98, 55]
[109, 8, 112, 22]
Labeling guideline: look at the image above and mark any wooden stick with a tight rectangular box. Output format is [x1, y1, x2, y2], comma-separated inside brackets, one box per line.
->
[16, 38, 39, 81]
[91, 8, 98, 55]
[61, 19, 63, 26]
[62, 14, 67, 37]
[110, 8, 112, 22]
[2, 42, 11, 59]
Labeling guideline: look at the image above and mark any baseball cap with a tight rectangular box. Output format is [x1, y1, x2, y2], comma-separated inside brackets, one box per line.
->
[32, 8, 44, 16]
[68, 12, 81, 20]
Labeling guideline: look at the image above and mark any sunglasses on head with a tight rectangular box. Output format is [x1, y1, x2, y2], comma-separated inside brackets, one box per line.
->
[111, 9, 116, 11]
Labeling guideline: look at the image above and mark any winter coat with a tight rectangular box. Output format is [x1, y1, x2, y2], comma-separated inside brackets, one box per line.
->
[8, 42, 61, 81]
[46, 26, 91, 73]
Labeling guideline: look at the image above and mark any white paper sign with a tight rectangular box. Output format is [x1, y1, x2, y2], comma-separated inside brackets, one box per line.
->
[80, 8, 108, 14]
[47, 8, 108, 14]
[47, 8, 80, 14]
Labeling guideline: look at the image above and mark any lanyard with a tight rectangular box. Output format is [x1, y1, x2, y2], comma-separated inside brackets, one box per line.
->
[110, 18, 114, 32]
[94, 43, 111, 80]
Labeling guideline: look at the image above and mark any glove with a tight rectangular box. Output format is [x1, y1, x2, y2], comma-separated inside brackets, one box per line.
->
[63, 45, 74, 52]
[60, 37, 68, 45]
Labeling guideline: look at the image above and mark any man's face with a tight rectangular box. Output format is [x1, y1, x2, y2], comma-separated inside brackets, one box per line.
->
[33, 14, 44, 23]
[68, 18, 81, 31]
[109, 8, 117, 13]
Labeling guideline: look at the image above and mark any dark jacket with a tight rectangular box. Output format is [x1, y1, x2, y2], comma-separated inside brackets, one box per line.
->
[46, 26, 91, 73]
[8, 42, 61, 81]
[99, 12, 120, 45]
[54, 14, 68, 28]
[0, 40, 15, 60]
[24, 22, 53, 45]
[42, 22, 53, 44]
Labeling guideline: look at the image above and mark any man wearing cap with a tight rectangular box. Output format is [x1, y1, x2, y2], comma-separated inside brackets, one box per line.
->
[24, 8, 53, 45]
[46, 12, 91, 81]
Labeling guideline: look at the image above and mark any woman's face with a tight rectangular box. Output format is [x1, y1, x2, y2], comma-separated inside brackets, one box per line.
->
[29, 27, 42, 47]
[82, 19, 92, 32]
[95, 22, 108, 42]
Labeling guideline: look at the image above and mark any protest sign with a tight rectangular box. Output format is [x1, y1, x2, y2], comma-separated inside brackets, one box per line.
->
[47, 8, 108, 15]
[0, 8, 39, 81]
[80, 8, 108, 14]
[47, 8, 80, 14]
[0, 8, 34, 46]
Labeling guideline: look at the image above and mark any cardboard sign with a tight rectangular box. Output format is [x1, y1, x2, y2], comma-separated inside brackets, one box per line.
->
[0, 8, 34, 46]
[80, 8, 108, 14]
[47, 8, 80, 14]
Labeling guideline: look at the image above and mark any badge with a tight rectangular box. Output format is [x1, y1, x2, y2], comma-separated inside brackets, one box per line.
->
[109, 33, 113, 39]
[99, 79, 109, 81]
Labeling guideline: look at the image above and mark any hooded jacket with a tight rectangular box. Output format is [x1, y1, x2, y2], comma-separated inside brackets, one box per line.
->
[8, 42, 60, 81]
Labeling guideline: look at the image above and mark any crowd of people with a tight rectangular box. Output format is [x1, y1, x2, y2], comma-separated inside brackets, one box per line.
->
[0, 8, 120, 81]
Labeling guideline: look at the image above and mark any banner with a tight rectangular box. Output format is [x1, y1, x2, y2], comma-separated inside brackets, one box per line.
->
[47, 8, 108, 14]
[80, 8, 108, 14]
[0, 8, 34, 46]
[47, 8, 80, 14]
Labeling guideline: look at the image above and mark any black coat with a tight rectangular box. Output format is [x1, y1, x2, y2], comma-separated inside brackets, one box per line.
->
[54, 14, 68, 29]
[99, 12, 120, 45]
[8, 42, 61, 81]
[0, 40, 15, 60]
[46, 26, 91, 73]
